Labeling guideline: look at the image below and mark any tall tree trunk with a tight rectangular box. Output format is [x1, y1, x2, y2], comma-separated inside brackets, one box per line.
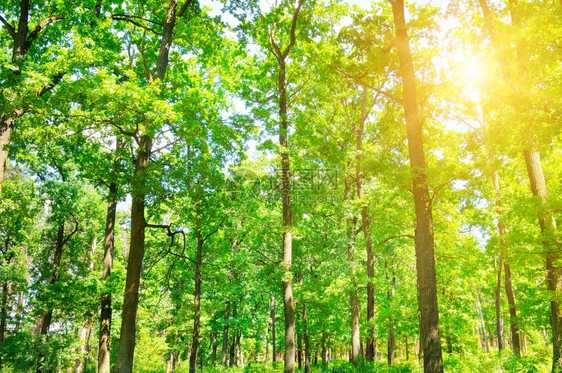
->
[98, 181, 118, 373]
[489, 153, 520, 357]
[352, 89, 377, 363]
[221, 302, 230, 367]
[388, 1, 443, 372]
[388, 323, 396, 365]
[114, 135, 152, 373]
[504, 261, 521, 356]
[476, 291, 490, 353]
[74, 318, 94, 373]
[405, 335, 410, 361]
[37, 219, 77, 373]
[189, 229, 203, 373]
[113, 0, 182, 369]
[75, 235, 97, 373]
[495, 255, 504, 352]
[279, 57, 296, 373]
[229, 336, 236, 367]
[523, 149, 562, 371]
[387, 257, 396, 365]
[0, 280, 9, 370]
[297, 332, 303, 370]
[269, 4, 305, 370]
[321, 333, 327, 367]
[271, 296, 277, 364]
[302, 303, 310, 373]
[343, 174, 361, 366]
[0, 116, 16, 190]
[211, 333, 217, 366]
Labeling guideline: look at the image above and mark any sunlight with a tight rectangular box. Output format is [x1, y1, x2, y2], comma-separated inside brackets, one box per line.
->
[459, 54, 489, 89]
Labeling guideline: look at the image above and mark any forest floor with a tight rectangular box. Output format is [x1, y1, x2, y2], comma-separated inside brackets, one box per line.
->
[169, 347, 553, 373]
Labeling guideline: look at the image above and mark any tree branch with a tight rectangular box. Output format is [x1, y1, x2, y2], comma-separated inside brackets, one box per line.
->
[383, 234, 414, 243]
[61, 215, 79, 248]
[281, 0, 305, 60]
[0, 15, 15, 39]
[177, 0, 196, 18]
[111, 14, 158, 34]
[26, 16, 63, 48]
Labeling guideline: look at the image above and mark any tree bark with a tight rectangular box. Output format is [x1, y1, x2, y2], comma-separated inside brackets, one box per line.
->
[352, 90, 376, 363]
[98, 181, 118, 373]
[343, 174, 361, 366]
[388, 1, 443, 372]
[211, 333, 217, 366]
[279, 55, 296, 373]
[302, 303, 310, 373]
[75, 235, 98, 373]
[113, 0, 184, 368]
[321, 333, 329, 366]
[504, 261, 521, 356]
[387, 257, 396, 365]
[74, 318, 94, 373]
[221, 301, 230, 367]
[271, 296, 277, 364]
[114, 135, 152, 373]
[189, 227, 203, 373]
[405, 334, 410, 361]
[0, 280, 9, 371]
[297, 332, 303, 370]
[269, 3, 305, 370]
[495, 255, 504, 352]
[489, 153, 520, 357]
[229, 335, 236, 367]
[523, 148, 562, 371]
[476, 291, 490, 353]
[0, 116, 16, 190]
[37, 220, 78, 373]
[388, 323, 396, 365]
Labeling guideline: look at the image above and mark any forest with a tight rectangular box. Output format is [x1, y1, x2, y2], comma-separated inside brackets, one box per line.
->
[1, 0, 561, 372]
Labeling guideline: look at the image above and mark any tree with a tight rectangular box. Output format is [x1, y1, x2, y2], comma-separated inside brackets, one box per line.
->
[387, 0, 444, 371]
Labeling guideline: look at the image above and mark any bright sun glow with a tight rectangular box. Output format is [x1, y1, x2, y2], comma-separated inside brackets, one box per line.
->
[460, 57, 488, 86]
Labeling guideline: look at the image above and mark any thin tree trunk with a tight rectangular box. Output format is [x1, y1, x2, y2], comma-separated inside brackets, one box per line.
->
[303, 303, 310, 373]
[229, 336, 236, 367]
[74, 317, 94, 373]
[221, 301, 230, 367]
[387, 255, 397, 365]
[321, 333, 329, 366]
[405, 335, 410, 361]
[0, 280, 9, 370]
[271, 297, 277, 364]
[489, 152, 520, 357]
[388, 324, 396, 365]
[0, 116, 16, 190]
[98, 180, 118, 373]
[37, 219, 78, 373]
[189, 229, 203, 373]
[476, 291, 490, 353]
[504, 261, 521, 356]
[353, 89, 376, 363]
[523, 148, 562, 371]
[269, 4, 305, 371]
[388, 1, 443, 371]
[279, 56, 296, 373]
[75, 235, 97, 373]
[297, 332, 303, 370]
[211, 333, 217, 366]
[343, 174, 360, 366]
[495, 254, 504, 352]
